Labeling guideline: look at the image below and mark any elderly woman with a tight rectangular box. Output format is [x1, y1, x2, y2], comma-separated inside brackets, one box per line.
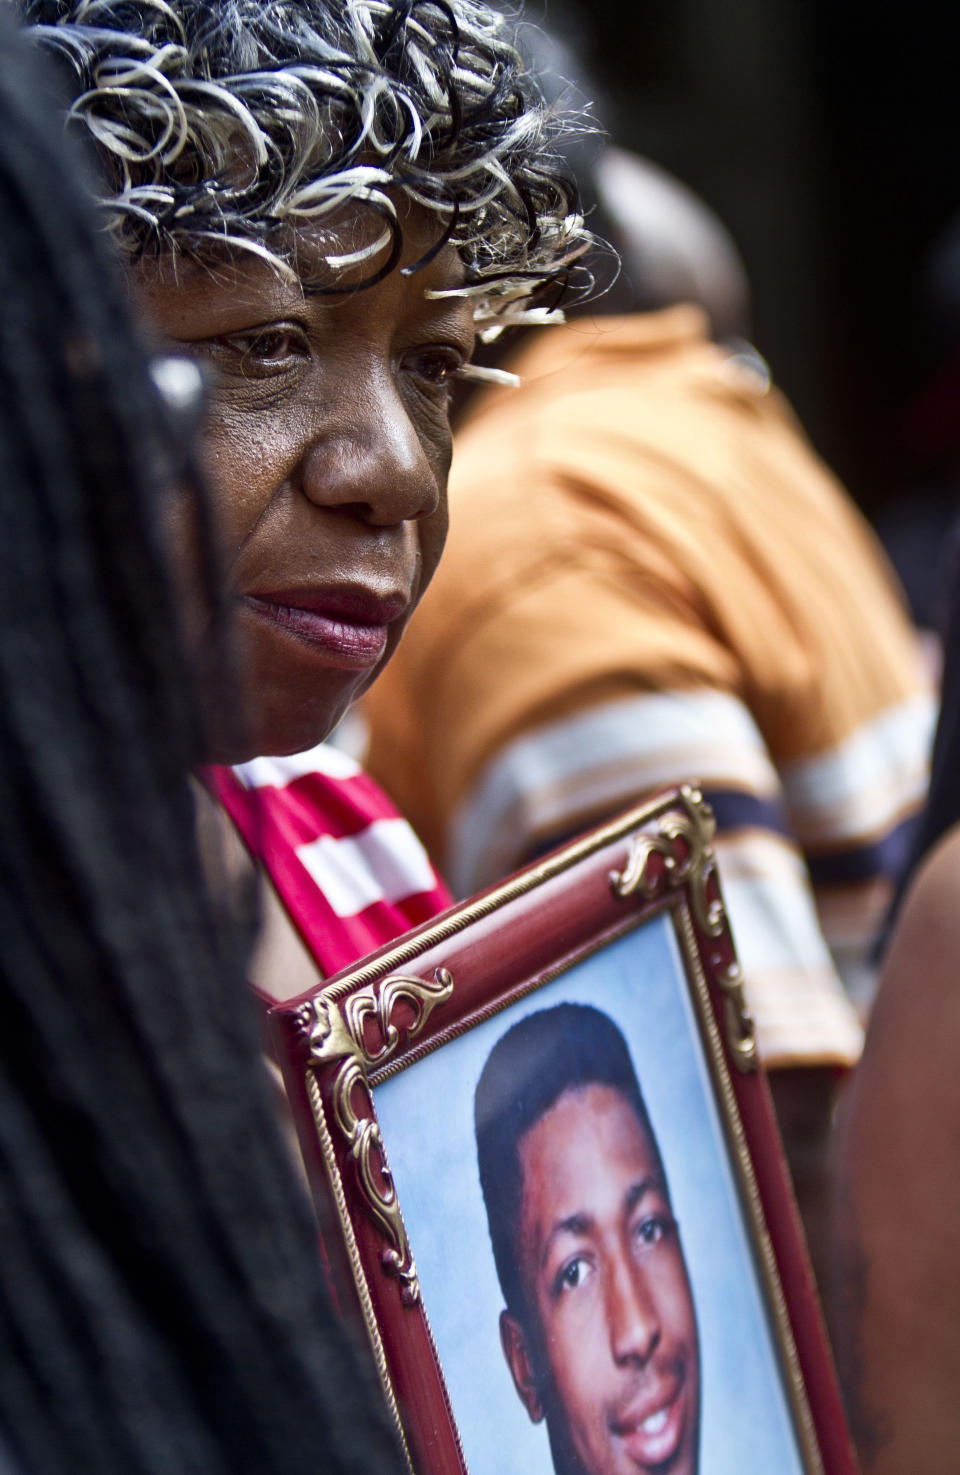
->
[21, 0, 586, 984]
[0, 4, 583, 1471]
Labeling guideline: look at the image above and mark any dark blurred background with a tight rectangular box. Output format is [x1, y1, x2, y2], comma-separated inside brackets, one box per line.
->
[534, 0, 960, 622]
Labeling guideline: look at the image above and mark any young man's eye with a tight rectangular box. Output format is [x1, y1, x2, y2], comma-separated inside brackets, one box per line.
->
[553, 1255, 591, 1297]
[633, 1213, 676, 1249]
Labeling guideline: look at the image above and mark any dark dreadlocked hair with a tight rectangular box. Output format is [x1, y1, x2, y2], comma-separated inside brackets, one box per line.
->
[16, 0, 593, 336]
[0, 13, 404, 1474]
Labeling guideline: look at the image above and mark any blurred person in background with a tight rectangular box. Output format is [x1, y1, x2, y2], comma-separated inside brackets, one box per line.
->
[0, 13, 409, 1473]
[19, 0, 588, 1006]
[362, 18, 935, 1283]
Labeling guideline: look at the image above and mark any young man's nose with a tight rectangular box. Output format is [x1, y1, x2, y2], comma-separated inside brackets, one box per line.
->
[298, 382, 441, 526]
[607, 1255, 661, 1367]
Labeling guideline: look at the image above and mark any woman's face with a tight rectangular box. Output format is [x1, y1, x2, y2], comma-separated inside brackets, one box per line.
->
[135, 210, 476, 761]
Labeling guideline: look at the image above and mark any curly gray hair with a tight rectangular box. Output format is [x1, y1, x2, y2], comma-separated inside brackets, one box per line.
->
[17, 0, 590, 331]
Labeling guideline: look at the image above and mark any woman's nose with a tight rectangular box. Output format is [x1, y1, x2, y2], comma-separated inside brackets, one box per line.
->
[297, 378, 442, 526]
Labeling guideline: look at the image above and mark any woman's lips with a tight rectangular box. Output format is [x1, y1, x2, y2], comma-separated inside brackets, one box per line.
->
[242, 589, 407, 667]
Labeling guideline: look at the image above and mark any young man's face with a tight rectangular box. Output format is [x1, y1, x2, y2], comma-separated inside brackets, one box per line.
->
[501, 1083, 700, 1475]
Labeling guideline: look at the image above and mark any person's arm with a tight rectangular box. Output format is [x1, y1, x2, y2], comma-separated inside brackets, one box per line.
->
[367, 537, 865, 1062]
[831, 820, 960, 1472]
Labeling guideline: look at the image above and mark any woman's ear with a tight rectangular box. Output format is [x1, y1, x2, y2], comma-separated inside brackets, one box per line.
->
[500, 1308, 545, 1423]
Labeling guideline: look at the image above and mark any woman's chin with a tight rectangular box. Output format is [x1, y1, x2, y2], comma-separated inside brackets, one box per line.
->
[200, 713, 342, 765]
[197, 688, 351, 766]
[196, 643, 371, 765]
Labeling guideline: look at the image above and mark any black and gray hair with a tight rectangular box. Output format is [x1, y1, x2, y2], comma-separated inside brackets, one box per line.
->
[17, 0, 590, 333]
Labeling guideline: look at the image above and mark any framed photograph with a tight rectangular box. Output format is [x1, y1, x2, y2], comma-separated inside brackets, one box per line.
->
[269, 785, 856, 1475]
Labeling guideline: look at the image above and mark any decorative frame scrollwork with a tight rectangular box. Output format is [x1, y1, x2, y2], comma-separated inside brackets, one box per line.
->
[609, 783, 757, 1072]
[302, 967, 453, 1305]
[609, 782, 722, 932]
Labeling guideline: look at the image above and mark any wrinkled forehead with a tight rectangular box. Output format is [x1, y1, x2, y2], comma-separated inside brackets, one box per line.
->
[282, 199, 468, 292]
[142, 190, 463, 279]
[129, 199, 470, 327]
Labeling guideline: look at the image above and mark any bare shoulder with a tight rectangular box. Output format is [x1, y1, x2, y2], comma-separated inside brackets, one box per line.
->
[831, 822, 960, 1473]
[865, 821, 960, 1054]
[894, 819, 960, 947]
[843, 820, 960, 1166]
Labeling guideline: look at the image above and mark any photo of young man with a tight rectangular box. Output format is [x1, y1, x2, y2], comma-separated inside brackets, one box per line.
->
[474, 1003, 701, 1475]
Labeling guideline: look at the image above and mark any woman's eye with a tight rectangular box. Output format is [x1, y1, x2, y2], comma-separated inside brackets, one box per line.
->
[402, 346, 466, 389]
[212, 326, 311, 376]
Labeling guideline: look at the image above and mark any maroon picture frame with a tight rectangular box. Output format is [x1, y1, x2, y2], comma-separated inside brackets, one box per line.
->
[268, 785, 857, 1475]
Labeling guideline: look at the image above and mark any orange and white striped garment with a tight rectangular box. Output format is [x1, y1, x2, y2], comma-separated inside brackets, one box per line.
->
[364, 309, 935, 1068]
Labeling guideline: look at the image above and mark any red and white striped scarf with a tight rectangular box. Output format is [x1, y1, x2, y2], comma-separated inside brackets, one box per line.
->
[200, 743, 452, 978]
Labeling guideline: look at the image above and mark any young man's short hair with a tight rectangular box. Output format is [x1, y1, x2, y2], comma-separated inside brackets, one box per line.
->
[474, 1002, 659, 1318]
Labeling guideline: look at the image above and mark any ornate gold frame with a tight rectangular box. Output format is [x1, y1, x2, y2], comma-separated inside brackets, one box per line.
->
[272, 786, 847, 1475]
